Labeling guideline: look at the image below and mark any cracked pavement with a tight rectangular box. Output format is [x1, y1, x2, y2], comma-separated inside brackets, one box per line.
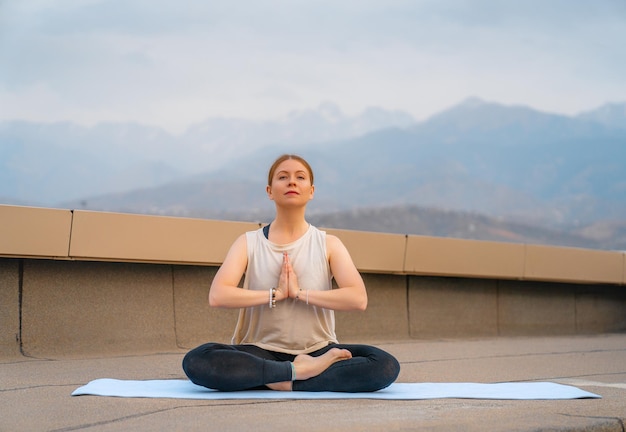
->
[1, 334, 625, 431]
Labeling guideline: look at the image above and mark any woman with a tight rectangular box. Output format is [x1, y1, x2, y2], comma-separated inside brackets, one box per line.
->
[182, 154, 400, 392]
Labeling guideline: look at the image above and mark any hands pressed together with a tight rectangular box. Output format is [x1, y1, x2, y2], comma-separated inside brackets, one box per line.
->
[274, 252, 304, 302]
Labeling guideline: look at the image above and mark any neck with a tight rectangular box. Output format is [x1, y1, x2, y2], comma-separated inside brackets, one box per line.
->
[270, 207, 309, 237]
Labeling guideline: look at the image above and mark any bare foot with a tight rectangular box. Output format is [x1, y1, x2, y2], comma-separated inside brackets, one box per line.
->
[293, 348, 352, 380]
[266, 381, 292, 391]
[266, 348, 352, 391]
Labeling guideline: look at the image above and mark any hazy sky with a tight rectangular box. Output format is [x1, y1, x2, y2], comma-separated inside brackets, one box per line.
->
[1, 0, 625, 133]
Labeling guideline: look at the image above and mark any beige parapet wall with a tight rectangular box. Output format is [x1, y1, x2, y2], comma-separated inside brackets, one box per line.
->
[1, 204, 624, 284]
[0, 205, 73, 259]
[404, 236, 526, 280]
[1, 204, 625, 359]
[69, 210, 259, 265]
[524, 244, 625, 285]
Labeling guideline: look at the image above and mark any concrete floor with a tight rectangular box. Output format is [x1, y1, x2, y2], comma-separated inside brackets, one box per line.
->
[2, 334, 625, 431]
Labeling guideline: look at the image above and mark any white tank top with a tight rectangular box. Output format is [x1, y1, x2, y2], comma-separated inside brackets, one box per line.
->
[231, 225, 338, 354]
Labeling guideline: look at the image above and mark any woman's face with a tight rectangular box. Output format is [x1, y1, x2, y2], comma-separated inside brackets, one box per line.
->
[266, 159, 314, 205]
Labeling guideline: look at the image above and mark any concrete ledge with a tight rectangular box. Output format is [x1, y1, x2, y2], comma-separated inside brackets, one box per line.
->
[524, 244, 624, 284]
[0, 205, 72, 258]
[404, 235, 526, 280]
[69, 210, 259, 265]
[324, 228, 406, 273]
[2, 257, 626, 359]
[1, 205, 624, 285]
[2, 205, 626, 359]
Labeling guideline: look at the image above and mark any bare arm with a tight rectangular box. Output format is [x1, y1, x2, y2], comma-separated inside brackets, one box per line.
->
[288, 234, 367, 311]
[209, 234, 274, 308]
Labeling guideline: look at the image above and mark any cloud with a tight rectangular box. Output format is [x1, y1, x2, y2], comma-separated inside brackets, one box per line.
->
[1, 0, 625, 132]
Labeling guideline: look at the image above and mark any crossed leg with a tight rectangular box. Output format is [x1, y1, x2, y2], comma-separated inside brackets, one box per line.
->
[266, 347, 352, 391]
[182, 343, 399, 393]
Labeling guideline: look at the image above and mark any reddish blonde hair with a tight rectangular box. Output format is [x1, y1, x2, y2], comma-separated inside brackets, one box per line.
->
[267, 154, 314, 186]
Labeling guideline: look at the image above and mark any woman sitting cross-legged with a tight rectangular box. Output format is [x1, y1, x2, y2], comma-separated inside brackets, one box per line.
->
[182, 154, 401, 392]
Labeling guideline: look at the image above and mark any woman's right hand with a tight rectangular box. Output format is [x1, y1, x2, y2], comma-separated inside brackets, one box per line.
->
[275, 252, 290, 301]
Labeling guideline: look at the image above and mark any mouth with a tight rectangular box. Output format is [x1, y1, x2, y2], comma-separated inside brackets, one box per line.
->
[285, 191, 299, 195]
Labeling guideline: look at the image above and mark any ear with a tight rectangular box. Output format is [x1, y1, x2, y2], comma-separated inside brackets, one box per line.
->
[266, 185, 274, 200]
[309, 184, 315, 199]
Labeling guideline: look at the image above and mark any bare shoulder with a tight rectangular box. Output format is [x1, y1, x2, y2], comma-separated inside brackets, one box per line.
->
[325, 233, 343, 249]
[233, 232, 248, 247]
[325, 233, 350, 256]
[223, 233, 248, 262]
[213, 233, 249, 285]
[234, 232, 249, 251]
[325, 233, 363, 289]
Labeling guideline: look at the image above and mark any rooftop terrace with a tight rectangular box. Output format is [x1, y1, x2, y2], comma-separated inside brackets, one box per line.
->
[1, 204, 625, 431]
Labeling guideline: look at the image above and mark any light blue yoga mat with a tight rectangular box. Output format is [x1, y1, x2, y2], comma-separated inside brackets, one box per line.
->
[71, 379, 601, 400]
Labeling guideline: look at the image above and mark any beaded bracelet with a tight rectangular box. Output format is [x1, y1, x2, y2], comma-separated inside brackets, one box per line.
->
[295, 288, 309, 305]
[269, 287, 276, 308]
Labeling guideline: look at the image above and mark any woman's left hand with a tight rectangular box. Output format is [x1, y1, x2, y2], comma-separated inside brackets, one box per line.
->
[283, 253, 301, 299]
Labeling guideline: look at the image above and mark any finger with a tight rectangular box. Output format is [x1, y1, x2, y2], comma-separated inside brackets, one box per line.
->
[278, 253, 290, 300]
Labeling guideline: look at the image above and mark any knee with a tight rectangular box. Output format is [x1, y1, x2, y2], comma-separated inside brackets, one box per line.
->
[181, 343, 221, 384]
[360, 348, 400, 392]
[376, 353, 401, 390]
[386, 354, 401, 381]
[181, 349, 201, 382]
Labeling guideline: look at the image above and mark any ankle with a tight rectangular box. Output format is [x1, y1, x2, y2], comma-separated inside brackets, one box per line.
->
[267, 381, 292, 391]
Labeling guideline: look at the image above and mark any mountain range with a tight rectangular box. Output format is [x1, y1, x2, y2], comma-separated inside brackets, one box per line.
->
[0, 102, 414, 205]
[1, 98, 625, 250]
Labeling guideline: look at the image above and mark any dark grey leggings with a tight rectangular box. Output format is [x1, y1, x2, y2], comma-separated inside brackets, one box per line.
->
[182, 342, 400, 392]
